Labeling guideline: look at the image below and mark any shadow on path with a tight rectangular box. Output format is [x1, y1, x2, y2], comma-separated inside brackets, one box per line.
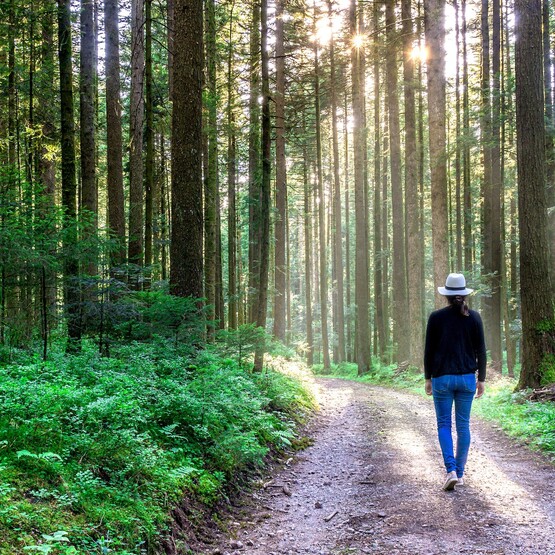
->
[195, 378, 555, 555]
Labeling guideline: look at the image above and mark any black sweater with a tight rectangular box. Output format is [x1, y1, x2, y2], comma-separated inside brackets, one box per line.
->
[424, 306, 487, 382]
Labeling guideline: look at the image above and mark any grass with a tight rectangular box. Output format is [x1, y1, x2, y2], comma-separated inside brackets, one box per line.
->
[0, 338, 316, 555]
[313, 360, 555, 459]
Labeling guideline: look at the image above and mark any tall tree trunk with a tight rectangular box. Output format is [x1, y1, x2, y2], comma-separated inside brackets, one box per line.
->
[104, 0, 126, 268]
[313, 17, 331, 372]
[351, 0, 371, 374]
[481, 0, 494, 352]
[80, 0, 97, 257]
[253, 0, 272, 371]
[327, 0, 345, 363]
[417, 0, 426, 335]
[273, 0, 287, 341]
[205, 0, 218, 332]
[170, 0, 204, 299]
[402, 0, 422, 366]
[8, 0, 16, 175]
[385, 0, 409, 363]
[128, 0, 144, 273]
[38, 2, 56, 198]
[515, 0, 553, 389]
[344, 92, 353, 361]
[167, 0, 174, 100]
[503, 0, 517, 378]
[490, 0, 503, 372]
[373, 2, 385, 359]
[58, 0, 81, 350]
[144, 0, 154, 274]
[424, 0, 449, 307]
[454, 0, 463, 271]
[248, 0, 261, 323]
[303, 119, 314, 366]
[160, 132, 168, 281]
[227, 2, 238, 330]
[544, 0, 555, 298]
[312, 166, 321, 363]
[382, 112, 391, 358]
[38, 0, 57, 335]
[462, 0, 472, 273]
[228, 124, 238, 330]
[215, 186, 224, 328]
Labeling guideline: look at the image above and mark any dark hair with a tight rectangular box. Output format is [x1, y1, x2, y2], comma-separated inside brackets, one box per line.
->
[447, 295, 469, 316]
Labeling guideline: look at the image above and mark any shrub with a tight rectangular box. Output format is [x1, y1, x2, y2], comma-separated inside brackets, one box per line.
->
[0, 339, 315, 554]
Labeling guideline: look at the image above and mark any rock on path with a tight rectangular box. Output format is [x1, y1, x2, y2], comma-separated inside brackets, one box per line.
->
[196, 378, 555, 555]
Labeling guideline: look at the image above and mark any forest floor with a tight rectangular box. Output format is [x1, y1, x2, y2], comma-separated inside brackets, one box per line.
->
[188, 378, 555, 555]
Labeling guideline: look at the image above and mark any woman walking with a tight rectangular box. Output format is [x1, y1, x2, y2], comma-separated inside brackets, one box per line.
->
[424, 273, 487, 491]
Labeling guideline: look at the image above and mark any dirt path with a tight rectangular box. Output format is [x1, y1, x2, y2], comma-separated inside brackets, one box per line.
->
[197, 379, 555, 555]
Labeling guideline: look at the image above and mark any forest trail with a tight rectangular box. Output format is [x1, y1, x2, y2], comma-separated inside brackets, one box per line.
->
[195, 379, 555, 555]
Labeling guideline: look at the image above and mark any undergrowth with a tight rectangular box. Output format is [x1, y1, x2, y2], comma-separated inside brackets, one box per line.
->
[0, 337, 315, 554]
[314, 360, 555, 459]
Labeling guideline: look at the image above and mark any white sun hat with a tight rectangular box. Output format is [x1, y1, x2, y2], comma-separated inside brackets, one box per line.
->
[437, 273, 474, 296]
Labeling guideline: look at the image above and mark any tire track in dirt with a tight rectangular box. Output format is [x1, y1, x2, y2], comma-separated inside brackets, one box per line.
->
[197, 378, 555, 555]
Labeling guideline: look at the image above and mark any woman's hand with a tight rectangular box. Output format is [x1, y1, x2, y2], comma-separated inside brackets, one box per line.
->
[475, 381, 485, 399]
[425, 379, 433, 396]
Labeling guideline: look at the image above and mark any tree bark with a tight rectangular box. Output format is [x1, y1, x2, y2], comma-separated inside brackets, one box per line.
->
[37, 1, 57, 334]
[455, 0, 462, 271]
[104, 0, 126, 268]
[351, 0, 371, 374]
[170, 0, 204, 299]
[248, 0, 261, 323]
[385, 0, 409, 363]
[327, 0, 345, 363]
[128, 0, 145, 272]
[373, 3, 385, 360]
[80, 0, 97, 239]
[144, 0, 154, 273]
[490, 0, 503, 373]
[227, 2, 238, 330]
[58, 0, 81, 350]
[402, 0, 422, 366]
[503, 0, 517, 378]
[344, 91, 353, 361]
[514, 0, 554, 388]
[205, 0, 218, 331]
[303, 118, 314, 366]
[167, 0, 174, 100]
[273, 0, 287, 341]
[424, 0, 449, 308]
[313, 18, 331, 372]
[254, 0, 272, 371]
[462, 0, 472, 273]
[544, 0, 555, 298]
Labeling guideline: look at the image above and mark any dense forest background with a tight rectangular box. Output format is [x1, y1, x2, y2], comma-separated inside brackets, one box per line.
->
[1, 0, 555, 552]
[0, 0, 554, 386]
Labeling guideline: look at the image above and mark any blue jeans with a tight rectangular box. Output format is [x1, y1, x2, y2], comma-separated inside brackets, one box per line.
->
[432, 373, 476, 477]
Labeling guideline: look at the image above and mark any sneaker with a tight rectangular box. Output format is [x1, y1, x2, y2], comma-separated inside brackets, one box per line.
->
[456, 476, 464, 487]
[443, 471, 458, 491]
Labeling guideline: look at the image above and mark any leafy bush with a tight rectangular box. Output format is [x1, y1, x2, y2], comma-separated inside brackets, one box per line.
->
[472, 379, 555, 455]
[0, 339, 315, 554]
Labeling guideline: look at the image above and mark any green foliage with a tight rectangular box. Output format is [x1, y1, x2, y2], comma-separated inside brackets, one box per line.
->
[96, 287, 207, 352]
[215, 324, 267, 366]
[0, 340, 314, 554]
[313, 359, 423, 388]
[534, 319, 555, 386]
[24, 532, 78, 555]
[539, 354, 555, 386]
[473, 380, 555, 454]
